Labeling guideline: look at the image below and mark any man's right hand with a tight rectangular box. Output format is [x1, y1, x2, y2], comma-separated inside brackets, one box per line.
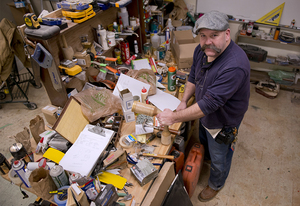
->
[176, 101, 187, 112]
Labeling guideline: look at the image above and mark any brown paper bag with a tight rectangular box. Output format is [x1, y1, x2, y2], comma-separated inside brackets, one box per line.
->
[29, 167, 57, 200]
[66, 186, 89, 206]
[29, 115, 46, 144]
[14, 127, 31, 155]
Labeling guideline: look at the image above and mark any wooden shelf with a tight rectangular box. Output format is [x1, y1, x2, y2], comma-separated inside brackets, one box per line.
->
[249, 57, 300, 72]
[237, 34, 300, 47]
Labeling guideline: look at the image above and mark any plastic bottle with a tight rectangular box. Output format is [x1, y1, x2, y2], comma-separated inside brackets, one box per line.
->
[141, 87, 148, 104]
[96, 24, 102, 44]
[119, 16, 123, 33]
[134, 40, 138, 54]
[118, 7, 129, 27]
[151, 31, 160, 50]
[168, 67, 176, 91]
[246, 21, 254, 36]
[273, 27, 280, 40]
[113, 22, 119, 38]
[166, 18, 174, 31]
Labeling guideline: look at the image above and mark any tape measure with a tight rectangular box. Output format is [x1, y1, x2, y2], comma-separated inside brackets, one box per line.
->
[23, 13, 40, 29]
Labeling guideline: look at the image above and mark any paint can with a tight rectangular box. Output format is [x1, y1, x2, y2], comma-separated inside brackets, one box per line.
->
[156, 46, 166, 61]
[50, 165, 69, 188]
[0, 153, 11, 175]
[114, 49, 122, 65]
[130, 17, 137, 27]
[121, 40, 130, 62]
[9, 143, 31, 164]
[12, 160, 31, 188]
[143, 43, 152, 55]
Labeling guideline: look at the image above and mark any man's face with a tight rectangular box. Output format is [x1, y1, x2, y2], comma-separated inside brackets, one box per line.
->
[199, 28, 230, 59]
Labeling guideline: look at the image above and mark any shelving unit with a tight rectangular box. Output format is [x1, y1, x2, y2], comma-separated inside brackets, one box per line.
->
[235, 31, 300, 92]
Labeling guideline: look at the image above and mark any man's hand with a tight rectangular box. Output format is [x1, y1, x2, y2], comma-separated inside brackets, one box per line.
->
[176, 101, 187, 112]
[156, 109, 175, 126]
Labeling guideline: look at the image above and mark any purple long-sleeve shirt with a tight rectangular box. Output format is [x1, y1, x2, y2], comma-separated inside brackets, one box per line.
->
[188, 40, 250, 129]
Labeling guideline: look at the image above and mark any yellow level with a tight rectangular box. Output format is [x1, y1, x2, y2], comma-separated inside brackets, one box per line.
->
[256, 3, 285, 26]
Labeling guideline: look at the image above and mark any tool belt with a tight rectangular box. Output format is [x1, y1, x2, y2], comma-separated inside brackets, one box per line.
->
[215, 127, 238, 145]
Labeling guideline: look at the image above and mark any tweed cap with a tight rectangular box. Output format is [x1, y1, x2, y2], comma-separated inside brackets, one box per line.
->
[193, 11, 229, 34]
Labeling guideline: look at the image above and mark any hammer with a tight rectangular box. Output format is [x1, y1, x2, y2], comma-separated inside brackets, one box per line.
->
[132, 101, 172, 145]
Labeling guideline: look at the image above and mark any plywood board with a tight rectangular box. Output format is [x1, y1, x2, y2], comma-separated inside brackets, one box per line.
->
[52, 96, 89, 144]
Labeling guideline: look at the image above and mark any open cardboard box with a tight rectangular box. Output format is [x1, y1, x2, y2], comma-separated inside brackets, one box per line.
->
[52, 96, 89, 144]
[171, 30, 200, 69]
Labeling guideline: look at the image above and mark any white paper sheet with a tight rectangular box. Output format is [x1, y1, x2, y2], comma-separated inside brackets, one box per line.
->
[113, 73, 151, 100]
[148, 88, 181, 111]
[59, 124, 114, 176]
[131, 59, 152, 70]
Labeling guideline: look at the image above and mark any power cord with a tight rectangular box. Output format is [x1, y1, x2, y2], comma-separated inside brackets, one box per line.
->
[19, 183, 29, 199]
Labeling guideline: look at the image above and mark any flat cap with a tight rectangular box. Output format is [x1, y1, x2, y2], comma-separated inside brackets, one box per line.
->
[193, 11, 229, 34]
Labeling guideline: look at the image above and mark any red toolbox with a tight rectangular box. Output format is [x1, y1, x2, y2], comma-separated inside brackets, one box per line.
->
[182, 143, 205, 197]
[169, 147, 184, 174]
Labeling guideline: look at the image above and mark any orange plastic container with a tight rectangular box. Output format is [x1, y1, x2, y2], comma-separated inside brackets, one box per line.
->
[169, 147, 184, 174]
[182, 143, 205, 197]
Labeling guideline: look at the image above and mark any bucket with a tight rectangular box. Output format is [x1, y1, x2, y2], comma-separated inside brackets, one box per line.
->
[107, 32, 116, 47]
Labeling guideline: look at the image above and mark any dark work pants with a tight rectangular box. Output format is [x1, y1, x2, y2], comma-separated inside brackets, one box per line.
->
[199, 122, 235, 191]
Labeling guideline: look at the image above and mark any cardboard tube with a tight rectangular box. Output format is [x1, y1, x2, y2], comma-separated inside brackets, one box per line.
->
[132, 101, 160, 116]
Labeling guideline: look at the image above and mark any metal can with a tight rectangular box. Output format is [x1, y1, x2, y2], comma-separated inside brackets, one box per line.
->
[12, 160, 31, 188]
[143, 43, 151, 55]
[114, 49, 122, 65]
[120, 40, 130, 62]
[50, 165, 69, 188]
[168, 67, 176, 91]
[156, 46, 166, 61]
[69, 172, 82, 184]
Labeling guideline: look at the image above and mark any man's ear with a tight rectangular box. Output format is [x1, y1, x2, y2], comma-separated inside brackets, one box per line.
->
[225, 29, 231, 41]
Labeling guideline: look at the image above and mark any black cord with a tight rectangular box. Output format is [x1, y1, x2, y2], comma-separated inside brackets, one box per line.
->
[19, 183, 29, 199]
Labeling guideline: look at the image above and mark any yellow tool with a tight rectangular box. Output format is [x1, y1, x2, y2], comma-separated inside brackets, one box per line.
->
[59, 65, 82, 76]
[23, 13, 40, 29]
[62, 5, 96, 23]
[256, 3, 285, 26]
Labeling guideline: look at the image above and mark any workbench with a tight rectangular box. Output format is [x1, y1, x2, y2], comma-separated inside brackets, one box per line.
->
[1, 88, 195, 206]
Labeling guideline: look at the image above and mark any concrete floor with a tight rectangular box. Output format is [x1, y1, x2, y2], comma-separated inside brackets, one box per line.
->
[0, 74, 299, 205]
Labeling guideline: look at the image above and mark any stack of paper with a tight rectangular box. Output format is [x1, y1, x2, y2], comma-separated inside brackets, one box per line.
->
[59, 124, 114, 176]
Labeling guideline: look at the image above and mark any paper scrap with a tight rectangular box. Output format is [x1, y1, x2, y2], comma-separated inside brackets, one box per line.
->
[113, 73, 150, 101]
[148, 88, 181, 111]
[43, 148, 65, 164]
[97, 171, 127, 189]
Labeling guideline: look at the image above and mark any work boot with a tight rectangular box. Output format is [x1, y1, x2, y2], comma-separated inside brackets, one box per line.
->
[198, 185, 221, 202]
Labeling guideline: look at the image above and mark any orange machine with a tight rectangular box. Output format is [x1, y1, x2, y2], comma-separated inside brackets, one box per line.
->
[182, 143, 205, 197]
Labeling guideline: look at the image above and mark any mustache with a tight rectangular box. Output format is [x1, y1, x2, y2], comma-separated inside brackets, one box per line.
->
[201, 44, 221, 53]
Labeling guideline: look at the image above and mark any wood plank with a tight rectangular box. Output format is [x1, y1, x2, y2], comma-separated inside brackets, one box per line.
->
[52, 97, 89, 144]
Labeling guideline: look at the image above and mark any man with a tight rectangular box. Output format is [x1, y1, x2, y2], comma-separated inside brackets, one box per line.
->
[156, 11, 250, 202]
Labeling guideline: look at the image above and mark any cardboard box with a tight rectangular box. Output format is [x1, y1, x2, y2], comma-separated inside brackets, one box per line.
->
[171, 30, 199, 69]
[119, 88, 133, 111]
[74, 51, 91, 67]
[142, 162, 175, 206]
[42, 104, 58, 126]
[123, 110, 135, 122]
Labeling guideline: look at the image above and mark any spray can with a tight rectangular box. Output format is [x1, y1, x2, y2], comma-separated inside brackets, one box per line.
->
[125, 54, 137, 65]
[134, 40, 139, 54]
[165, 28, 170, 41]
[50, 165, 69, 188]
[69, 172, 82, 184]
[12, 160, 31, 188]
[113, 22, 119, 38]
[168, 67, 176, 91]
[96, 24, 102, 44]
[121, 40, 130, 62]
